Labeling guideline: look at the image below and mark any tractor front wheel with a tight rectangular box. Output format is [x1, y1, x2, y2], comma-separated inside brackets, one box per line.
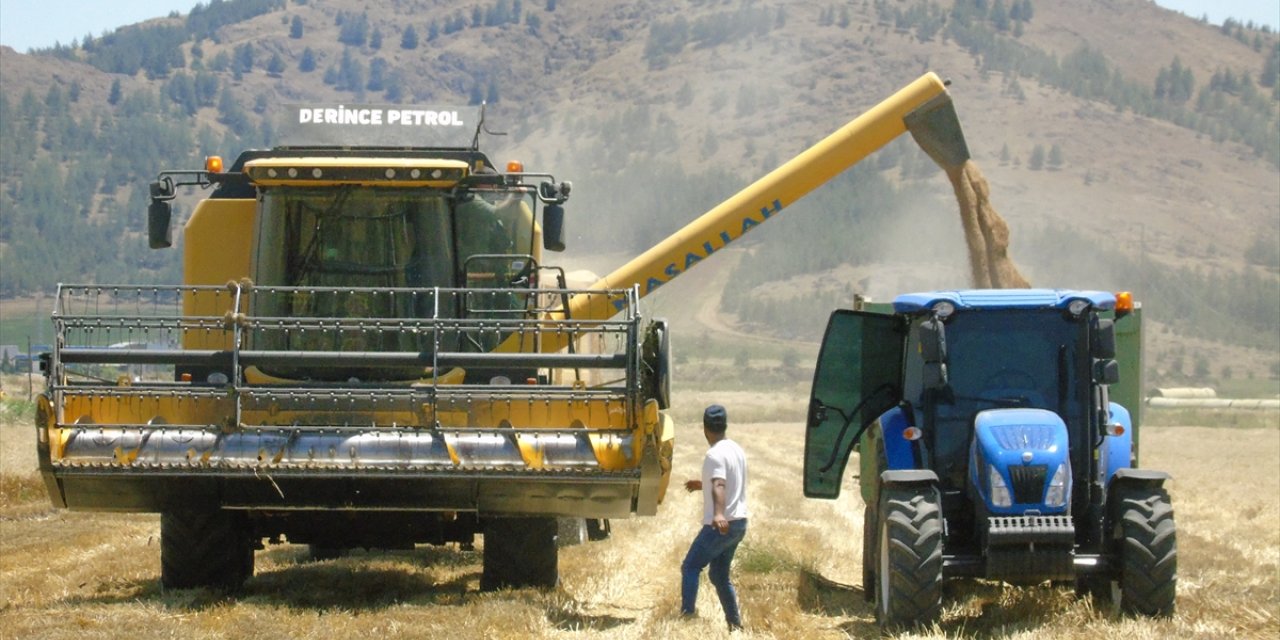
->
[875, 485, 944, 630]
[1112, 486, 1177, 616]
[861, 505, 875, 603]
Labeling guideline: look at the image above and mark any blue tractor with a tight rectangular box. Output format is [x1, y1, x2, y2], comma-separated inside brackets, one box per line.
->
[802, 289, 1176, 629]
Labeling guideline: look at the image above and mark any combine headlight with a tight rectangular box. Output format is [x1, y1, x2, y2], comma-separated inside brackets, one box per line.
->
[988, 464, 1012, 507]
[1045, 463, 1070, 508]
[931, 300, 956, 319]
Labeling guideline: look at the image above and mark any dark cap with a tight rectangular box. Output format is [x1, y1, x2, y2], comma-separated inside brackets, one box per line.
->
[703, 404, 727, 432]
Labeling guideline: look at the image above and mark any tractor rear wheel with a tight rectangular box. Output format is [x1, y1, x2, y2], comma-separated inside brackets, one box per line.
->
[1113, 486, 1177, 616]
[861, 505, 875, 603]
[480, 517, 558, 591]
[875, 485, 943, 630]
[160, 508, 254, 591]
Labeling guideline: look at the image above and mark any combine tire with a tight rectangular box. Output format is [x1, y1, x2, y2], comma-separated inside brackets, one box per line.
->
[481, 517, 558, 591]
[1113, 486, 1177, 617]
[586, 518, 611, 541]
[875, 485, 943, 630]
[557, 518, 588, 548]
[160, 508, 254, 591]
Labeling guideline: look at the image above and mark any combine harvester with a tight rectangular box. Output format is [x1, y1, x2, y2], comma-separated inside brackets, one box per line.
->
[38, 73, 982, 591]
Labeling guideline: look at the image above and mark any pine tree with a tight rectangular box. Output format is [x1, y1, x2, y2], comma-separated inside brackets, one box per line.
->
[290, 15, 304, 39]
[267, 53, 286, 76]
[1028, 143, 1045, 170]
[1047, 143, 1063, 168]
[108, 79, 122, 105]
[370, 28, 383, 50]
[299, 47, 317, 72]
[401, 25, 419, 49]
[367, 58, 387, 91]
[1262, 42, 1280, 88]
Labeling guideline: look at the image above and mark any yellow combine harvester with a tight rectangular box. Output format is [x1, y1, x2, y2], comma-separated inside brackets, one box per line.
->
[37, 74, 971, 590]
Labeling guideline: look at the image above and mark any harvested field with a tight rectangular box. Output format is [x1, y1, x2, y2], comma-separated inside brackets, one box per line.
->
[1, 393, 1276, 639]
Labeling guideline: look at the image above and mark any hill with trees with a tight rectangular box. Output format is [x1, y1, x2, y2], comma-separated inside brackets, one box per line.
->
[0, 0, 1277, 383]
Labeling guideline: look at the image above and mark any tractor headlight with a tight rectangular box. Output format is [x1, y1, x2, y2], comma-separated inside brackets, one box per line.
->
[931, 300, 956, 319]
[1045, 463, 1070, 508]
[988, 465, 1012, 507]
[1067, 298, 1090, 318]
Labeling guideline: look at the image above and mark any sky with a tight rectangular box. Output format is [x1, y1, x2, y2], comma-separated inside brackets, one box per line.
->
[0, 0, 1277, 53]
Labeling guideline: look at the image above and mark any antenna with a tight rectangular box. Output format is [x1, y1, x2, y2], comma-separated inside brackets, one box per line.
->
[472, 101, 507, 149]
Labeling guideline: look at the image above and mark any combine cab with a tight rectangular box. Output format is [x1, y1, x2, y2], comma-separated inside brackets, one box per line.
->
[803, 290, 1176, 629]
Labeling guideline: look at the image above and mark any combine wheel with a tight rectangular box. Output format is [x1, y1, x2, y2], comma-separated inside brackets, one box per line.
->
[875, 485, 943, 630]
[586, 518, 611, 541]
[1113, 486, 1177, 617]
[160, 508, 254, 591]
[480, 517, 558, 591]
[557, 518, 588, 547]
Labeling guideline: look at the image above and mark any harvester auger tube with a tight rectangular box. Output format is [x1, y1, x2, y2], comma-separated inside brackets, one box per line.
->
[510, 72, 970, 354]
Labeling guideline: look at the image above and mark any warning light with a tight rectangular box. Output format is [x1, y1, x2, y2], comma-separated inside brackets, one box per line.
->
[205, 156, 224, 173]
[1115, 291, 1134, 316]
[903, 426, 923, 441]
[506, 160, 524, 173]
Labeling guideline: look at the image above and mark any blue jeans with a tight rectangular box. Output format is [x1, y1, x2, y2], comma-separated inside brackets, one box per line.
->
[681, 519, 747, 628]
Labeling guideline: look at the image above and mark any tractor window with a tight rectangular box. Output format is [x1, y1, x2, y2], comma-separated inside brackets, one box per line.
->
[912, 310, 1089, 490]
[803, 310, 905, 499]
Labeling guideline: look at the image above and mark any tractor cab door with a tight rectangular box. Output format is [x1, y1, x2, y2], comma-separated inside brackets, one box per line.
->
[803, 310, 905, 499]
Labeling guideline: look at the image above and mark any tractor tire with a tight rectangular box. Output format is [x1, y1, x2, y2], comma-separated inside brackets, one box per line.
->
[874, 485, 943, 630]
[160, 508, 254, 591]
[480, 517, 559, 591]
[1113, 486, 1177, 617]
[861, 505, 875, 603]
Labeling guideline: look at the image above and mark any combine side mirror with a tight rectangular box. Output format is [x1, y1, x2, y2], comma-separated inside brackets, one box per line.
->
[148, 199, 173, 249]
[543, 203, 566, 252]
[1092, 318, 1116, 359]
[148, 179, 175, 250]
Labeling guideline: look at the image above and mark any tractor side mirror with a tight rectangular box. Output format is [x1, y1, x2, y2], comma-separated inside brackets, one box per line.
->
[1092, 318, 1116, 359]
[917, 317, 948, 389]
[542, 203, 566, 252]
[1093, 358, 1120, 385]
[148, 199, 173, 249]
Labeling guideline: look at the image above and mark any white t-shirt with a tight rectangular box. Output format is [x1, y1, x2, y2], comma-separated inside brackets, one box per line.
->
[702, 438, 749, 525]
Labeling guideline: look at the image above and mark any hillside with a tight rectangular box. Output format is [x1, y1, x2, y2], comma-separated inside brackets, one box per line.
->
[0, 0, 1277, 383]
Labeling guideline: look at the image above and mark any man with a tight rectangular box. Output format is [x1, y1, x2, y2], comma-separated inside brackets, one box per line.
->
[681, 404, 748, 631]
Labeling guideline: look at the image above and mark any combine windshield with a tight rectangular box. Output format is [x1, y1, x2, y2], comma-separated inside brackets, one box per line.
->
[256, 187, 455, 290]
[249, 185, 539, 378]
[254, 185, 537, 290]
